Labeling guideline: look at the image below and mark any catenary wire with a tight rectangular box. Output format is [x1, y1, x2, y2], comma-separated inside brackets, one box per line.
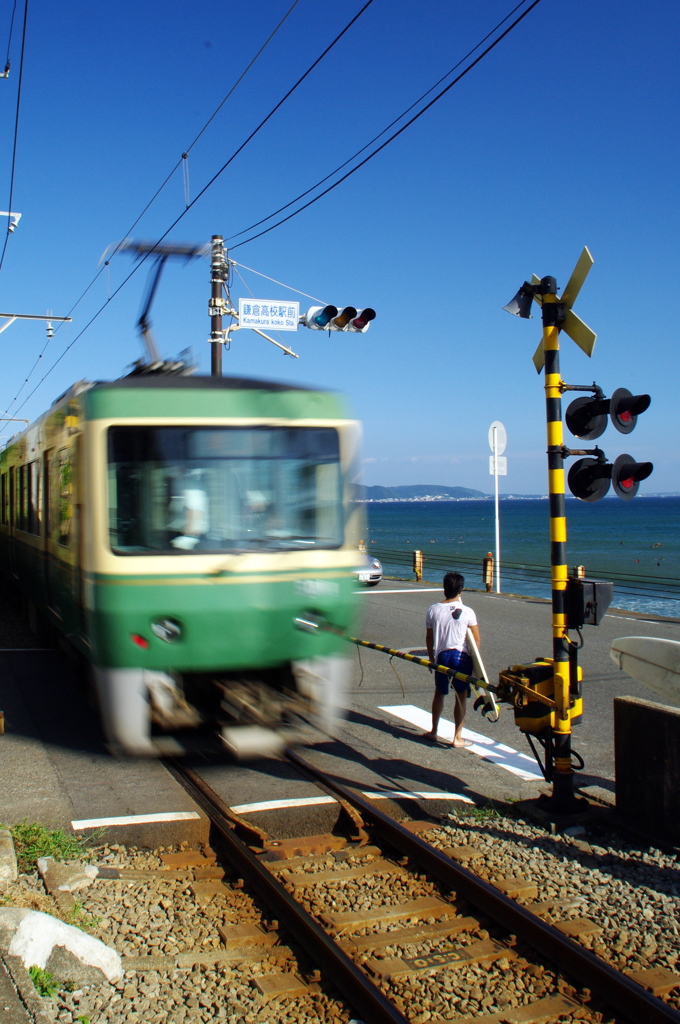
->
[7, 1, 376, 416]
[226, 0, 531, 244]
[0, 0, 28, 273]
[2, 0, 302, 415]
[4, 0, 17, 68]
[231, 0, 543, 250]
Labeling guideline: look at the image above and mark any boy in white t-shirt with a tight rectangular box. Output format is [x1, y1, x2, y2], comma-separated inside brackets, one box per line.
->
[424, 572, 480, 747]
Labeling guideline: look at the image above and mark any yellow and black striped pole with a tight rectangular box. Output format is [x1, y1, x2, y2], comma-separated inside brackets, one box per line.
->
[541, 279, 576, 811]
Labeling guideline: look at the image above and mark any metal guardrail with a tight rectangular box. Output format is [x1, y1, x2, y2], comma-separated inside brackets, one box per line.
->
[372, 547, 680, 609]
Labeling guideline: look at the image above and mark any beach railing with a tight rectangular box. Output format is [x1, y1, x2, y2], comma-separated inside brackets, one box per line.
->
[370, 546, 680, 612]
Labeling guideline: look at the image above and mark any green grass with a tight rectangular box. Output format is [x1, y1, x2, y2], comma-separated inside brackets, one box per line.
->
[452, 800, 504, 822]
[28, 966, 59, 998]
[67, 900, 103, 931]
[2, 821, 99, 872]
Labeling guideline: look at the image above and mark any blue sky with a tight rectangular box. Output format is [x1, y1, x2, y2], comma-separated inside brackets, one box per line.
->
[0, 0, 677, 494]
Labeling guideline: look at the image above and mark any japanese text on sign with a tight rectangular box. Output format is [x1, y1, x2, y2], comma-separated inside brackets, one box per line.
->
[238, 298, 299, 332]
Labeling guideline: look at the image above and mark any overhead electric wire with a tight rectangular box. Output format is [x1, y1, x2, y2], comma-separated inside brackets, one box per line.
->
[2, 0, 302, 415]
[0, 0, 28, 273]
[4, 0, 17, 68]
[6, 0, 376, 417]
[231, 0, 543, 249]
[227, 0, 531, 245]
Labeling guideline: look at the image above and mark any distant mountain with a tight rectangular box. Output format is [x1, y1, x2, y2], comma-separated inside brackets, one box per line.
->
[356, 484, 488, 501]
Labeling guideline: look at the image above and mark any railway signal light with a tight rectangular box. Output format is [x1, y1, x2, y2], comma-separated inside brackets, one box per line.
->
[565, 395, 609, 440]
[568, 456, 612, 502]
[610, 388, 651, 434]
[302, 305, 376, 333]
[568, 452, 654, 502]
[565, 386, 651, 441]
[611, 454, 653, 500]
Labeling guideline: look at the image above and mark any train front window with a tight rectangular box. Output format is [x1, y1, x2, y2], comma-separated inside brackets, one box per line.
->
[107, 426, 343, 554]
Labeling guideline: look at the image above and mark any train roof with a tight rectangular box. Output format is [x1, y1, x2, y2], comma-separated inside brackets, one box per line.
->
[82, 374, 348, 422]
[90, 374, 326, 393]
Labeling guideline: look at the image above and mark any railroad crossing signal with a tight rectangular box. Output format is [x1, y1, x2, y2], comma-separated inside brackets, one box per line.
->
[503, 246, 597, 372]
[301, 305, 376, 333]
[565, 383, 653, 501]
[565, 387, 651, 440]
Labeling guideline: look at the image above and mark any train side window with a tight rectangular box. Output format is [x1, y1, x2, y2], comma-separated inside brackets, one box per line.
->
[28, 460, 41, 535]
[18, 464, 28, 531]
[57, 449, 72, 547]
[44, 455, 51, 537]
[1, 472, 7, 526]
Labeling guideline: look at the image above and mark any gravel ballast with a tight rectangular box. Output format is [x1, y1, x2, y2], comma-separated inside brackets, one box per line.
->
[0, 810, 677, 1023]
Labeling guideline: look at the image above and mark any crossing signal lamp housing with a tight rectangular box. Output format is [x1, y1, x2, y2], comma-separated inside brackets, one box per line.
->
[566, 387, 651, 440]
[611, 453, 653, 500]
[609, 388, 651, 434]
[565, 383, 653, 501]
[302, 305, 376, 333]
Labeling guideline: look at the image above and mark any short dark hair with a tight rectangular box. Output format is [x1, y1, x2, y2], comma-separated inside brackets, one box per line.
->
[443, 572, 464, 599]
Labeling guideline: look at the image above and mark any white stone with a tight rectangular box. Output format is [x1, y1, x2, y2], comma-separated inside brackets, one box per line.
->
[0, 830, 17, 882]
[0, 908, 122, 982]
[563, 825, 587, 837]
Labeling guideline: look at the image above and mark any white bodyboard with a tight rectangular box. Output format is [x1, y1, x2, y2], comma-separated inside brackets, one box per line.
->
[610, 636, 680, 708]
[466, 628, 499, 721]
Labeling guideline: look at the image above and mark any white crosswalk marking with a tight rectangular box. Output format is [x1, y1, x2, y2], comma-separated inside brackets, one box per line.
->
[379, 704, 543, 781]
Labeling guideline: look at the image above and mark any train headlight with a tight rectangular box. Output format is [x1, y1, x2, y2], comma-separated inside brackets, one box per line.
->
[151, 618, 182, 643]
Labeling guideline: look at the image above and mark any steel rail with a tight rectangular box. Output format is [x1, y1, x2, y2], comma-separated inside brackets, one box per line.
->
[287, 749, 680, 1024]
[166, 760, 410, 1024]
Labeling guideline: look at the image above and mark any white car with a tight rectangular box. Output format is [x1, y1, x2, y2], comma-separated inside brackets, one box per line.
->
[355, 555, 383, 587]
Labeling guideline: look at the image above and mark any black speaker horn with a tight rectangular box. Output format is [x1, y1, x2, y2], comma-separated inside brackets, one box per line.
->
[503, 282, 535, 319]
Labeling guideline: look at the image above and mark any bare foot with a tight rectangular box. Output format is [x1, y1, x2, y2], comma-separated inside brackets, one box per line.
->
[452, 738, 473, 748]
[423, 731, 437, 741]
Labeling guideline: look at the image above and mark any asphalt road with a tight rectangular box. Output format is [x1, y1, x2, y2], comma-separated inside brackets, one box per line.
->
[2, 576, 679, 839]
[338, 580, 680, 801]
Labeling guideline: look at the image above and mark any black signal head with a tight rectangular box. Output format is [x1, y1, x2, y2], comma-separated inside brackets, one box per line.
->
[568, 457, 611, 502]
[611, 454, 653, 500]
[565, 396, 609, 440]
[610, 387, 651, 434]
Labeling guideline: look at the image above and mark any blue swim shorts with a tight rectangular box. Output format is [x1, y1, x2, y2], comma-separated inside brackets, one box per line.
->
[434, 648, 473, 696]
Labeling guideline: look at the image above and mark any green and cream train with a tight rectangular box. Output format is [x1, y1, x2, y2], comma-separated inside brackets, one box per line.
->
[0, 373, 362, 755]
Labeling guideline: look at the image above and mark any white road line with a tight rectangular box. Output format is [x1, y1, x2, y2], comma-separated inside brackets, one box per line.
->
[231, 789, 472, 815]
[380, 704, 543, 782]
[355, 588, 442, 595]
[72, 811, 201, 830]
[231, 796, 337, 814]
[364, 790, 472, 803]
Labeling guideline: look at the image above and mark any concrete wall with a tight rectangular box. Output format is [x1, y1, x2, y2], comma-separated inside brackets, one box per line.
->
[614, 697, 680, 843]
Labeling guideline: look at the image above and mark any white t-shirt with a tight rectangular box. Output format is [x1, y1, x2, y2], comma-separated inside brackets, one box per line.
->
[425, 600, 477, 659]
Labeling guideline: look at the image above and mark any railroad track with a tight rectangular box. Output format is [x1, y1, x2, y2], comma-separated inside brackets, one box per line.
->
[165, 753, 680, 1024]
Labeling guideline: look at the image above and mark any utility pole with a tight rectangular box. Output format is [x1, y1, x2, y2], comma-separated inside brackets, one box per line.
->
[210, 235, 228, 378]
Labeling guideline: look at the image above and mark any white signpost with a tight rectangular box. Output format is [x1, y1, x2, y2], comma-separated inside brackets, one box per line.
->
[488, 421, 507, 594]
[238, 298, 299, 331]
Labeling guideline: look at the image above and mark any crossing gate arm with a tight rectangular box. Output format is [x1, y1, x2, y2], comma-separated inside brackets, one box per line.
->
[293, 616, 500, 721]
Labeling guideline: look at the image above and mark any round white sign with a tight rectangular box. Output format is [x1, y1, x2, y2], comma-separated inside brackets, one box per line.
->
[488, 421, 507, 455]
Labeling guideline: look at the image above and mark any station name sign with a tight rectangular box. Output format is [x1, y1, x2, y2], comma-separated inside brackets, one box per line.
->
[238, 298, 299, 332]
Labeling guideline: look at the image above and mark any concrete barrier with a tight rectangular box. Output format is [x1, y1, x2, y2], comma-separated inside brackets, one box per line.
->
[614, 697, 680, 842]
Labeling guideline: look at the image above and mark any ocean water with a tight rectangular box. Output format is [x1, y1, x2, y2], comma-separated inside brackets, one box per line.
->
[363, 495, 680, 619]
